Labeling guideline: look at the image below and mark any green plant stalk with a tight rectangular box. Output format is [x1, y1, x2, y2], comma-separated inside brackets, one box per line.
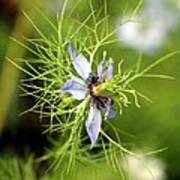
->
[0, 0, 39, 134]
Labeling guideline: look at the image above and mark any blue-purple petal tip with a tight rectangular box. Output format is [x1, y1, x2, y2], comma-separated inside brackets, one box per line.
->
[68, 43, 76, 58]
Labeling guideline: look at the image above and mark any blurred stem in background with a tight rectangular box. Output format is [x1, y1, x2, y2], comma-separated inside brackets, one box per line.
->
[0, 0, 39, 134]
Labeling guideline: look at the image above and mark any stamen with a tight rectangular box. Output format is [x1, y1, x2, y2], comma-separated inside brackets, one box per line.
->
[86, 72, 99, 86]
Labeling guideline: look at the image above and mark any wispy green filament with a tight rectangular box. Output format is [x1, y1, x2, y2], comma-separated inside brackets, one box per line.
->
[9, 0, 180, 176]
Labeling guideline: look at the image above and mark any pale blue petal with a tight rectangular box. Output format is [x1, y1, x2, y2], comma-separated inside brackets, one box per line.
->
[106, 98, 116, 119]
[68, 43, 76, 58]
[100, 101, 116, 119]
[73, 53, 91, 79]
[97, 60, 105, 78]
[68, 43, 91, 79]
[86, 104, 102, 147]
[106, 60, 114, 80]
[108, 107, 116, 119]
[97, 60, 114, 81]
[61, 77, 87, 100]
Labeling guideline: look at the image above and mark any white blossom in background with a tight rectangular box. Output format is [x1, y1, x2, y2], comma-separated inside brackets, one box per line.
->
[117, 0, 179, 55]
[123, 153, 167, 180]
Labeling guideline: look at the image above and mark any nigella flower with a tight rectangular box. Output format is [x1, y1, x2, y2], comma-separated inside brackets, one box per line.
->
[61, 43, 116, 147]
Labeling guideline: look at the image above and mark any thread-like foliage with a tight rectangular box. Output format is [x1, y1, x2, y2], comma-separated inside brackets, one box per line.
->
[8, 0, 180, 178]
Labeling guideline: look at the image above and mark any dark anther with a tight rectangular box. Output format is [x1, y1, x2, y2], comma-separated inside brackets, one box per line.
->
[93, 96, 113, 110]
[86, 72, 99, 86]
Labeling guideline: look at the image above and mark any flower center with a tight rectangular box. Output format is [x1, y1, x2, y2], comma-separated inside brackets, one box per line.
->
[86, 72, 113, 110]
[86, 72, 100, 96]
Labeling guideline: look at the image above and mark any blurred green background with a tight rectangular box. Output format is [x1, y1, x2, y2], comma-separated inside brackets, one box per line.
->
[0, 0, 179, 179]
